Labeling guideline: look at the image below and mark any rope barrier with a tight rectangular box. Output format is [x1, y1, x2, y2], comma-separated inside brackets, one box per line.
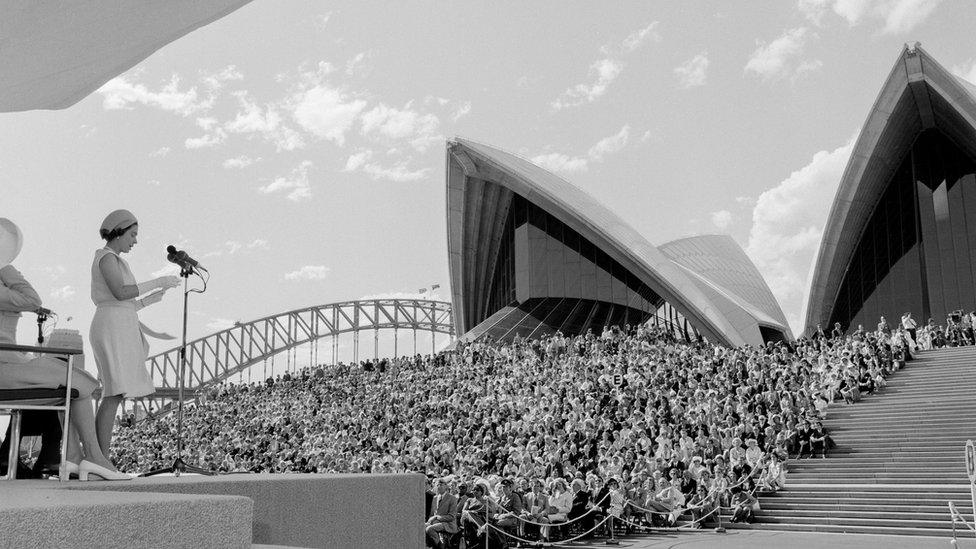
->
[482, 493, 604, 527]
[485, 515, 613, 546]
[459, 459, 768, 546]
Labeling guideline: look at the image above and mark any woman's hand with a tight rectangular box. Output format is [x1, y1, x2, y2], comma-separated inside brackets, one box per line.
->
[157, 276, 181, 290]
[140, 289, 167, 308]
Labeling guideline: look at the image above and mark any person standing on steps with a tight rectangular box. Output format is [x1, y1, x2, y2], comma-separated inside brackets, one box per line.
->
[89, 210, 180, 462]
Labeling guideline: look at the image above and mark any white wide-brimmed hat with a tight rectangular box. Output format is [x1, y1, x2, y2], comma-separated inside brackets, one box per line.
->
[0, 218, 23, 268]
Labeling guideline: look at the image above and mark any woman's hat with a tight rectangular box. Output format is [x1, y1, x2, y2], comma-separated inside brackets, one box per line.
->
[100, 209, 138, 234]
[0, 218, 23, 267]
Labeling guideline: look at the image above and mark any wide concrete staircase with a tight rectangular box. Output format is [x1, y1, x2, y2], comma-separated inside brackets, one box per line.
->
[729, 346, 976, 536]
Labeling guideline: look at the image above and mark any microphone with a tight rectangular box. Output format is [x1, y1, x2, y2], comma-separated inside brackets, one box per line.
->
[166, 245, 208, 272]
[36, 307, 52, 344]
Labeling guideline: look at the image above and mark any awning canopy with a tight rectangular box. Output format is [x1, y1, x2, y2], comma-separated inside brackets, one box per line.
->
[0, 0, 253, 113]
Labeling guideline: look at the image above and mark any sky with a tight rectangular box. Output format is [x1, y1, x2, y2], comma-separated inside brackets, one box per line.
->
[3, 0, 976, 371]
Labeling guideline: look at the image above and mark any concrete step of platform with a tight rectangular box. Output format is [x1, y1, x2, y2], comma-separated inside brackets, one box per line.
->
[0, 485, 253, 549]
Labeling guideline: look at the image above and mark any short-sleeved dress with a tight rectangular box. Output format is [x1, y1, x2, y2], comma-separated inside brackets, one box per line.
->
[89, 247, 154, 398]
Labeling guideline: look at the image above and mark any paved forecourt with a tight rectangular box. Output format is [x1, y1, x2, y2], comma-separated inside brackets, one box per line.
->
[608, 529, 972, 548]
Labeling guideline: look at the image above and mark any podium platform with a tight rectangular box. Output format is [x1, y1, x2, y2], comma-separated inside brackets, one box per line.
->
[0, 472, 424, 549]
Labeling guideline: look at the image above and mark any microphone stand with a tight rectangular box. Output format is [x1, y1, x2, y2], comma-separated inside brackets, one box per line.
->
[142, 265, 215, 477]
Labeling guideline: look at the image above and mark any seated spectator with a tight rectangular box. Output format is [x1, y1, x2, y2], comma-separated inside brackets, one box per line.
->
[688, 484, 716, 528]
[425, 478, 458, 548]
[808, 421, 832, 459]
[729, 486, 759, 523]
[491, 478, 522, 534]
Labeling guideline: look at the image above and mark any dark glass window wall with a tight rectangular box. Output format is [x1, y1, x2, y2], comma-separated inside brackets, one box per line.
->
[829, 129, 976, 331]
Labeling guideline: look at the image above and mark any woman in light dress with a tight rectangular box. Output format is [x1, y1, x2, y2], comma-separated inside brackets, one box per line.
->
[0, 218, 127, 480]
[90, 210, 180, 458]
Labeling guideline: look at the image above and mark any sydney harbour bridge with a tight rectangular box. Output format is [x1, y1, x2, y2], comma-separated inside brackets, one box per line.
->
[138, 299, 453, 414]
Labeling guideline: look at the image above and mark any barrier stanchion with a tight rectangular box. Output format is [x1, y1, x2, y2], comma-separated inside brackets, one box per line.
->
[606, 515, 619, 545]
[714, 501, 726, 533]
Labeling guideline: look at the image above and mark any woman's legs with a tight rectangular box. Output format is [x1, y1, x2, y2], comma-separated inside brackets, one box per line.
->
[71, 396, 117, 470]
[95, 394, 124, 458]
[0, 359, 117, 471]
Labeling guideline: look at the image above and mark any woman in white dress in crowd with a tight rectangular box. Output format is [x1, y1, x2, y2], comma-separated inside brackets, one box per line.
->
[90, 210, 179, 458]
[0, 218, 127, 480]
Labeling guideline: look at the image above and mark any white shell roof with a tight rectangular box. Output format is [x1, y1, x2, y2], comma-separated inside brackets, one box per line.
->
[804, 45, 976, 332]
[448, 138, 790, 346]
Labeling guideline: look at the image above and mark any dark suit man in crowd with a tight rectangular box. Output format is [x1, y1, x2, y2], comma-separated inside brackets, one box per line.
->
[425, 478, 458, 548]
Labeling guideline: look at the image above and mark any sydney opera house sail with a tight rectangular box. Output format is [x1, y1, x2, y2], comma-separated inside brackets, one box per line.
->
[806, 45, 976, 334]
[446, 138, 792, 347]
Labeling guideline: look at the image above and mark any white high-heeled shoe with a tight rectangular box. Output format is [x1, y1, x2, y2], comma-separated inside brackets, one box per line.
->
[64, 461, 80, 479]
[78, 460, 132, 481]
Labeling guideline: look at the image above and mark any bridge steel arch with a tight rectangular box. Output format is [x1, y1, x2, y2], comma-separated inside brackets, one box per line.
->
[141, 299, 453, 409]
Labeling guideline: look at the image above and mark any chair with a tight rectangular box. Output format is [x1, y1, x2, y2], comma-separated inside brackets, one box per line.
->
[0, 342, 82, 482]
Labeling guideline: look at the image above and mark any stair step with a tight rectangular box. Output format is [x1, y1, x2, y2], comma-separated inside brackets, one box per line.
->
[754, 509, 952, 521]
[762, 502, 971, 513]
[748, 348, 976, 535]
[787, 466, 967, 473]
[787, 477, 970, 484]
[742, 514, 953, 529]
[724, 521, 956, 537]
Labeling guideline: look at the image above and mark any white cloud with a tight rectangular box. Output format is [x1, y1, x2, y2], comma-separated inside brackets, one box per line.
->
[745, 27, 819, 80]
[452, 101, 472, 122]
[196, 116, 219, 131]
[952, 60, 976, 85]
[225, 92, 305, 151]
[551, 59, 623, 110]
[675, 53, 710, 88]
[98, 74, 210, 116]
[149, 146, 171, 158]
[533, 125, 631, 174]
[587, 125, 630, 161]
[284, 265, 330, 281]
[184, 129, 226, 149]
[735, 196, 755, 206]
[223, 155, 260, 169]
[345, 52, 370, 76]
[247, 239, 269, 250]
[745, 138, 854, 334]
[314, 11, 333, 29]
[531, 152, 590, 173]
[49, 286, 75, 300]
[359, 290, 444, 301]
[362, 162, 430, 182]
[798, 0, 941, 33]
[291, 84, 367, 146]
[343, 150, 373, 172]
[360, 102, 441, 151]
[202, 65, 243, 90]
[552, 23, 659, 111]
[601, 22, 661, 55]
[343, 149, 430, 182]
[710, 210, 733, 230]
[260, 161, 314, 201]
[42, 265, 66, 280]
[880, 0, 942, 34]
[206, 318, 237, 331]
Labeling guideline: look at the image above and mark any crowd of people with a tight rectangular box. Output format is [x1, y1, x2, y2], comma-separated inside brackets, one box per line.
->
[109, 314, 921, 545]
